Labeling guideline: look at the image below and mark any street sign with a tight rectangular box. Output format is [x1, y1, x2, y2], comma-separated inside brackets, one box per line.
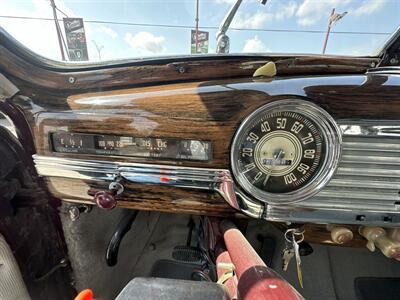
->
[63, 18, 89, 61]
[191, 30, 209, 54]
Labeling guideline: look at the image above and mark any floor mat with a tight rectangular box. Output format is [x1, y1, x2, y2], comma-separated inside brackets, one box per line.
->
[150, 259, 200, 281]
[257, 235, 276, 267]
[354, 277, 400, 300]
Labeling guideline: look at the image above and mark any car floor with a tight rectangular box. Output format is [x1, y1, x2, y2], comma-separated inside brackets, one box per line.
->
[60, 205, 189, 300]
[61, 206, 400, 300]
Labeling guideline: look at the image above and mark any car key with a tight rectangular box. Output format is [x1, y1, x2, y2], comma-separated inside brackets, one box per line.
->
[282, 245, 295, 271]
[284, 228, 305, 288]
[292, 232, 304, 288]
[282, 228, 297, 271]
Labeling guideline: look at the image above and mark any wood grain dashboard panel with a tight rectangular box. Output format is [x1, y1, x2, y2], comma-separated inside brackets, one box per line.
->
[45, 177, 239, 217]
[22, 73, 400, 217]
[0, 38, 378, 92]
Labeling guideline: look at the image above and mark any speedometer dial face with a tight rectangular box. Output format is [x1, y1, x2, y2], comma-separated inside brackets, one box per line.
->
[239, 111, 324, 193]
[231, 100, 341, 204]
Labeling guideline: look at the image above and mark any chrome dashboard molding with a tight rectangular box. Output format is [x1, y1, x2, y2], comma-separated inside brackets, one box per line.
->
[367, 67, 400, 75]
[264, 121, 400, 226]
[339, 122, 400, 137]
[264, 206, 400, 226]
[33, 155, 264, 219]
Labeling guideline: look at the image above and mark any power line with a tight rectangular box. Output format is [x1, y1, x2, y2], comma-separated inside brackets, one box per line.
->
[0, 15, 392, 36]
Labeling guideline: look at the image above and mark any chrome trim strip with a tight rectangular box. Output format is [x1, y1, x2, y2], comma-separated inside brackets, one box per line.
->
[33, 155, 264, 218]
[366, 68, 400, 75]
[339, 123, 400, 137]
[34, 155, 227, 187]
[266, 122, 400, 225]
[265, 206, 400, 226]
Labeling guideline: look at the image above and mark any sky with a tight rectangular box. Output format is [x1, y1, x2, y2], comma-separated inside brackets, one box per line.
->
[0, 0, 399, 62]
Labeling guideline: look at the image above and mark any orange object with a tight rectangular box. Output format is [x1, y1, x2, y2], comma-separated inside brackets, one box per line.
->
[74, 289, 93, 300]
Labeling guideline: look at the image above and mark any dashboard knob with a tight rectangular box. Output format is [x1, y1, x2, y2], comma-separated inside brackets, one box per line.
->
[359, 226, 400, 260]
[94, 191, 117, 210]
[327, 224, 354, 244]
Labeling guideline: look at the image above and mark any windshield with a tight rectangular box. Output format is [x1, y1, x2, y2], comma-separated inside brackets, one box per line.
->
[1, 0, 398, 62]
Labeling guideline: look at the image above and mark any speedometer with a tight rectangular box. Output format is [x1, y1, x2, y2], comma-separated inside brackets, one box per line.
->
[231, 99, 341, 204]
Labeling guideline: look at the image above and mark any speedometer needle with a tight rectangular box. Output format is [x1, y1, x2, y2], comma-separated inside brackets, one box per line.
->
[263, 149, 284, 186]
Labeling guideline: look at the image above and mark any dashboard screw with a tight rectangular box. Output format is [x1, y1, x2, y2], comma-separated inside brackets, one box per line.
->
[178, 66, 186, 74]
[68, 76, 76, 84]
[68, 206, 80, 221]
[109, 182, 124, 195]
[356, 215, 366, 221]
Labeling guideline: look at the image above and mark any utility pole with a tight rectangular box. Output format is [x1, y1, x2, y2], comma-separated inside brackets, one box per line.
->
[49, 0, 66, 61]
[195, 0, 199, 53]
[92, 40, 104, 61]
[322, 8, 347, 55]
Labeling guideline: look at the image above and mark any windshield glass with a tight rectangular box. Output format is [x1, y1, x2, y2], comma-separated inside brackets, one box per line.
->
[1, 0, 398, 62]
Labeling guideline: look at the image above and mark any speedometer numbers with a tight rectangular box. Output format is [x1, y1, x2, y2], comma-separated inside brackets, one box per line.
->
[231, 100, 341, 204]
[238, 112, 324, 193]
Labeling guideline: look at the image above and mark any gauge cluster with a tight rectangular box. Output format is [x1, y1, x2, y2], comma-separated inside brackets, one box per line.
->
[50, 132, 212, 161]
[231, 99, 342, 204]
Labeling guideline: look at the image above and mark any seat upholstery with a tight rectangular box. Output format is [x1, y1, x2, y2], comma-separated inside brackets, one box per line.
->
[116, 277, 229, 300]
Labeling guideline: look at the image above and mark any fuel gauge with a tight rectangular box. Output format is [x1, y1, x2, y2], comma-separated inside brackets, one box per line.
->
[51, 132, 95, 153]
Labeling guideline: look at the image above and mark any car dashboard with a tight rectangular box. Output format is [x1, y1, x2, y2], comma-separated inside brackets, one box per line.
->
[28, 74, 400, 226]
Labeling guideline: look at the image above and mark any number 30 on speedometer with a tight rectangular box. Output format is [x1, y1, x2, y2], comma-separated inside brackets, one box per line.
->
[231, 99, 342, 204]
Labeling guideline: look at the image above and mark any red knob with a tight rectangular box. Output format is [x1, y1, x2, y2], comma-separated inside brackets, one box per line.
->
[94, 191, 117, 210]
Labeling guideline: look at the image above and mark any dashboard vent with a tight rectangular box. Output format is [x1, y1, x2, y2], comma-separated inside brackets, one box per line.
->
[302, 134, 400, 213]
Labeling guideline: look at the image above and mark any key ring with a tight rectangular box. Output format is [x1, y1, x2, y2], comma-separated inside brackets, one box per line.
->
[284, 228, 305, 244]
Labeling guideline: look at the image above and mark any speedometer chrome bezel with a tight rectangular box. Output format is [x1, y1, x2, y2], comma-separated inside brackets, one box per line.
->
[230, 99, 342, 204]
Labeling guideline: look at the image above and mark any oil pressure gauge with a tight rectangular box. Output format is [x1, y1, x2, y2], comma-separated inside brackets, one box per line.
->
[231, 99, 342, 204]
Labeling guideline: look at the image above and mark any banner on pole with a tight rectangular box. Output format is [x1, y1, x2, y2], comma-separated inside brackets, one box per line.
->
[191, 30, 209, 54]
[63, 18, 89, 61]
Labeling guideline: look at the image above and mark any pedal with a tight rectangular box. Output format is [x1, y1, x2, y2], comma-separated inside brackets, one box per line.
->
[172, 246, 203, 264]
